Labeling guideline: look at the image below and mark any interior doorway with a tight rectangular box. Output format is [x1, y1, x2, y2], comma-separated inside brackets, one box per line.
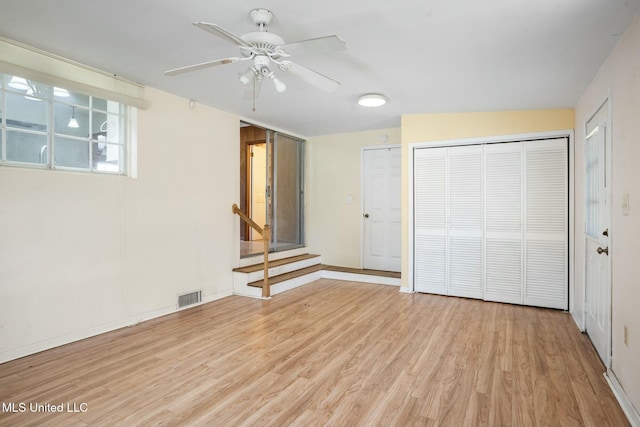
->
[239, 122, 305, 257]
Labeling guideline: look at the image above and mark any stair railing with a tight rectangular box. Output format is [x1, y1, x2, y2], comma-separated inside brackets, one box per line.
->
[232, 204, 271, 298]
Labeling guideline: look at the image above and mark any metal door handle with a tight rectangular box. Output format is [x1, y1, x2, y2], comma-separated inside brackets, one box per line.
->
[602, 228, 609, 236]
[363, 213, 369, 218]
[597, 246, 609, 255]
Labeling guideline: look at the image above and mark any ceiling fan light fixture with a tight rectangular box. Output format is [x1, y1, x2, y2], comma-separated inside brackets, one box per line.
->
[239, 68, 255, 85]
[358, 93, 386, 107]
[269, 74, 286, 93]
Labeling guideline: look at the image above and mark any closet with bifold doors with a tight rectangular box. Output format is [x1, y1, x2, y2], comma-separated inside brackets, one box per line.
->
[413, 137, 568, 310]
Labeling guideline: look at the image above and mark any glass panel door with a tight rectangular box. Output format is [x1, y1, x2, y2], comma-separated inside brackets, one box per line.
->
[267, 132, 304, 252]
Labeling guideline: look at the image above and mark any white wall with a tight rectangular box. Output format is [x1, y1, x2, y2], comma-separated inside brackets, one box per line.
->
[0, 87, 240, 363]
[574, 13, 640, 414]
[306, 127, 400, 268]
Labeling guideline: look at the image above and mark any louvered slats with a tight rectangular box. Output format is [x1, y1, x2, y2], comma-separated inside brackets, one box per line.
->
[413, 138, 568, 310]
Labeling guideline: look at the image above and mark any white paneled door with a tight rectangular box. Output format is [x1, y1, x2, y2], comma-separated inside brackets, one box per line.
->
[585, 103, 611, 366]
[413, 137, 568, 310]
[363, 147, 401, 272]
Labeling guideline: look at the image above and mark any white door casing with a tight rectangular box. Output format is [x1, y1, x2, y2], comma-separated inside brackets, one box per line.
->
[363, 147, 401, 272]
[584, 102, 612, 366]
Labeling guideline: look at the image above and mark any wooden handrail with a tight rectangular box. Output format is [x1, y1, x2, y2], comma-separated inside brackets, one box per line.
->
[232, 204, 271, 298]
[232, 204, 263, 234]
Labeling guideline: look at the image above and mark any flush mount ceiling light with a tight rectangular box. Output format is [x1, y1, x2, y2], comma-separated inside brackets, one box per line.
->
[358, 93, 386, 107]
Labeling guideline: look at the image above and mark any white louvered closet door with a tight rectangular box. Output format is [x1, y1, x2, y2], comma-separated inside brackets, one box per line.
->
[524, 138, 568, 309]
[414, 147, 447, 294]
[448, 145, 483, 299]
[484, 142, 523, 304]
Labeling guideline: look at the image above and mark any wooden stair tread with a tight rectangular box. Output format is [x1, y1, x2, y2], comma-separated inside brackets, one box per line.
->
[233, 253, 320, 273]
[248, 264, 324, 288]
[321, 265, 401, 279]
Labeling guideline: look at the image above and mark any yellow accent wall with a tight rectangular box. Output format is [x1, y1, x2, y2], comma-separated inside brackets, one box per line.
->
[400, 109, 575, 288]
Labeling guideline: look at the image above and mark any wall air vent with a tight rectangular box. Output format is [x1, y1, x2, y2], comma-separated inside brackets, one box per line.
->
[177, 290, 202, 309]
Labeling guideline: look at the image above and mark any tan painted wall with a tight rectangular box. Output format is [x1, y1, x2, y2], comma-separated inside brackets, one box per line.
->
[400, 109, 575, 287]
[0, 87, 240, 362]
[574, 12, 640, 412]
[306, 127, 401, 267]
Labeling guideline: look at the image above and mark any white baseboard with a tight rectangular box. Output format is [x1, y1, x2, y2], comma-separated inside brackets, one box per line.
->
[399, 286, 412, 293]
[571, 311, 584, 332]
[605, 369, 640, 427]
[0, 289, 233, 364]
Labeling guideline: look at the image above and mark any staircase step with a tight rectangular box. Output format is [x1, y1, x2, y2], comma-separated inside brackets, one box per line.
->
[248, 264, 324, 288]
[233, 254, 320, 273]
[321, 265, 401, 278]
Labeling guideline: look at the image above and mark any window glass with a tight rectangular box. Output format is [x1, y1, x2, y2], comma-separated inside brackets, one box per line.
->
[6, 92, 48, 131]
[56, 89, 90, 107]
[92, 111, 122, 144]
[93, 97, 108, 111]
[92, 142, 122, 172]
[54, 137, 90, 169]
[7, 131, 48, 164]
[54, 103, 89, 138]
[585, 130, 599, 239]
[1, 74, 128, 174]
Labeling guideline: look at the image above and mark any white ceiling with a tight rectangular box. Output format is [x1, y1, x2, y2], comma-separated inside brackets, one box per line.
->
[0, 0, 637, 137]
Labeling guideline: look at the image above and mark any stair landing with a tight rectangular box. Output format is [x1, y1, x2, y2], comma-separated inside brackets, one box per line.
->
[233, 252, 401, 299]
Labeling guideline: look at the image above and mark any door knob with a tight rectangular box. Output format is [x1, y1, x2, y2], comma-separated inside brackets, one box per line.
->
[597, 246, 609, 255]
[602, 228, 609, 236]
[363, 213, 369, 218]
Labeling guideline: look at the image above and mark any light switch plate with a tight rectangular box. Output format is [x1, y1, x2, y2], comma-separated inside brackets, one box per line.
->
[622, 193, 630, 216]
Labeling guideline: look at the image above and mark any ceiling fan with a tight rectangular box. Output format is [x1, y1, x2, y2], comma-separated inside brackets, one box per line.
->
[165, 8, 347, 108]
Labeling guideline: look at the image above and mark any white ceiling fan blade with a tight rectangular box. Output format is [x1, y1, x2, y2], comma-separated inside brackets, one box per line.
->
[280, 61, 341, 93]
[193, 22, 253, 48]
[281, 35, 347, 56]
[165, 57, 241, 76]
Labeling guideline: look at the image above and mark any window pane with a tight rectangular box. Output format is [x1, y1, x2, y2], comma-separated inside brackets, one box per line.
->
[92, 142, 122, 172]
[92, 111, 122, 143]
[55, 137, 89, 169]
[54, 103, 89, 138]
[7, 131, 48, 164]
[56, 89, 90, 107]
[6, 92, 48, 131]
[93, 97, 107, 111]
[585, 131, 599, 238]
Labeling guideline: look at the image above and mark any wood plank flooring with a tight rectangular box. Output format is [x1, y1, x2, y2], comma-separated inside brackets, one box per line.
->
[0, 279, 629, 427]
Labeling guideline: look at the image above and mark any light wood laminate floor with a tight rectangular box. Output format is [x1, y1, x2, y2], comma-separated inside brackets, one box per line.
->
[0, 279, 629, 426]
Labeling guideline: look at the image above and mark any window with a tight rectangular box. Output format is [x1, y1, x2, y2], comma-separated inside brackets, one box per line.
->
[0, 73, 128, 174]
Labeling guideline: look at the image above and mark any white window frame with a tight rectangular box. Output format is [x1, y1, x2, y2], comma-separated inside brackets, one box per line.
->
[0, 73, 132, 175]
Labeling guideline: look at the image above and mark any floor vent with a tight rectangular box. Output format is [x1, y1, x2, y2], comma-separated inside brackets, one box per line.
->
[178, 290, 202, 308]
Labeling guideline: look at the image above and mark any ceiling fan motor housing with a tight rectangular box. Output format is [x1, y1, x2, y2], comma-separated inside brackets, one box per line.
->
[250, 9, 273, 27]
